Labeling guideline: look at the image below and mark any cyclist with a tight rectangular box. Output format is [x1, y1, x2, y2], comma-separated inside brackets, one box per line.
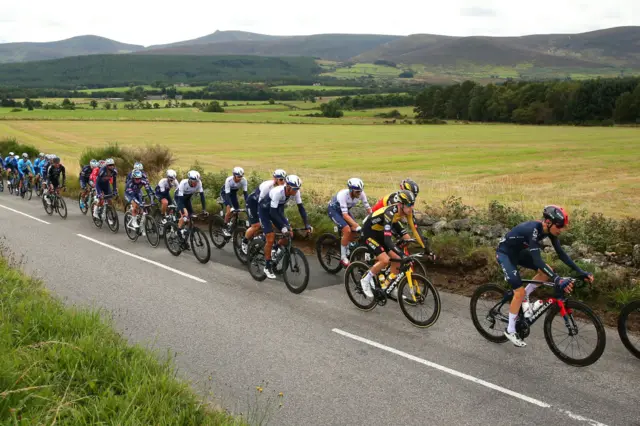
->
[11, 155, 20, 195]
[220, 167, 249, 237]
[33, 153, 45, 189]
[126, 162, 148, 186]
[496, 205, 595, 348]
[359, 190, 417, 299]
[125, 169, 155, 229]
[79, 159, 97, 210]
[328, 178, 372, 267]
[45, 156, 66, 203]
[155, 169, 179, 224]
[93, 158, 118, 219]
[89, 160, 104, 188]
[258, 174, 312, 279]
[17, 153, 35, 195]
[175, 170, 208, 238]
[241, 169, 287, 254]
[39, 155, 51, 195]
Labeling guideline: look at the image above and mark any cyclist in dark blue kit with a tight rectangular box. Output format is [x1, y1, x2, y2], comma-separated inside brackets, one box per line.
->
[496, 205, 594, 347]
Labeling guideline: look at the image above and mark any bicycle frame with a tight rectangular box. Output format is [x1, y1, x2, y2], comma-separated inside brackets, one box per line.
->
[379, 253, 425, 303]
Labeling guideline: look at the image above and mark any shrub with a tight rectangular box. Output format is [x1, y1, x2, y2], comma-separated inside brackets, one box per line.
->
[10, 108, 22, 112]
[375, 109, 405, 119]
[78, 142, 131, 170]
[427, 195, 475, 220]
[200, 101, 225, 113]
[78, 143, 174, 181]
[485, 200, 532, 229]
[0, 137, 40, 159]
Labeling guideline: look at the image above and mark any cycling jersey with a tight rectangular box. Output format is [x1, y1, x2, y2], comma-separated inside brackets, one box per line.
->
[17, 159, 34, 177]
[362, 204, 410, 256]
[126, 170, 148, 187]
[47, 164, 66, 188]
[89, 167, 99, 185]
[79, 165, 92, 189]
[371, 191, 425, 249]
[96, 166, 117, 196]
[247, 180, 276, 225]
[175, 178, 206, 215]
[40, 161, 49, 179]
[496, 220, 586, 289]
[33, 158, 41, 174]
[125, 176, 152, 205]
[155, 177, 178, 199]
[330, 189, 371, 213]
[258, 186, 309, 234]
[220, 176, 248, 209]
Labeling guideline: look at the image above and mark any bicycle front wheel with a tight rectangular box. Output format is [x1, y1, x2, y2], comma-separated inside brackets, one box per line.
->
[56, 196, 67, 219]
[26, 184, 33, 200]
[232, 227, 249, 264]
[190, 227, 211, 264]
[106, 205, 119, 233]
[247, 239, 267, 282]
[344, 261, 377, 311]
[283, 247, 310, 294]
[618, 299, 640, 359]
[79, 193, 88, 214]
[543, 300, 606, 367]
[124, 212, 139, 241]
[145, 216, 160, 248]
[209, 215, 227, 249]
[397, 274, 441, 328]
[164, 222, 183, 256]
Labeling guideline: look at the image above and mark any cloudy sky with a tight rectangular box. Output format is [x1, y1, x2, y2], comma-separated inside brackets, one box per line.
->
[1, 0, 637, 46]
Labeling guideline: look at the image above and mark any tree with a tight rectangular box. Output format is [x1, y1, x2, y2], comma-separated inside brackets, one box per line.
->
[320, 102, 343, 118]
[153, 103, 160, 109]
[431, 89, 445, 118]
[269, 98, 275, 104]
[165, 86, 177, 99]
[61, 98, 75, 110]
[399, 70, 414, 78]
[200, 101, 225, 113]
[90, 99, 98, 109]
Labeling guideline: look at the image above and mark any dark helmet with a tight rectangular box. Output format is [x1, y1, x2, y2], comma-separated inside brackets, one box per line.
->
[396, 189, 416, 207]
[543, 205, 569, 228]
[400, 178, 419, 197]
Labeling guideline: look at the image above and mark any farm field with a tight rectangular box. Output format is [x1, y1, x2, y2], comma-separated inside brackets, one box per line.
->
[1, 120, 638, 218]
[272, 85, 364, 92]
[77, 85, 208, 93]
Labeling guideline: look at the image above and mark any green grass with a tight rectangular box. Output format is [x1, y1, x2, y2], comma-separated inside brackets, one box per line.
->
[320, 63, 402, 79]
[0, 121, 637, 218]
[272, 85, 364, 92]
[77, 85, 207, 93]
[0, 255, 242, 424]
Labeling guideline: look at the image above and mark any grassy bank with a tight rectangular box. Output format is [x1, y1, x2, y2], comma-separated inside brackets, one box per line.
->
[0, 255, 243, 424]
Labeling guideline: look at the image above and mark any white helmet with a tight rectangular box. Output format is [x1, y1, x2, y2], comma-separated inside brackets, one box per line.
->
[347, 178, 364, 191]
[187, 170, 199, 180]
[166, 169, 177, 179]
[90, 159, 98, 168]
[133, 162, 143, 171]
[105, 158, 115, 166]
[38, 152, 44, 158]
[233, 166, 244, 177]
[9, 152, 14, 156]
[273, 169, 287, 179]
[22, 153, 28, 159]
[285, 175, 301, 189]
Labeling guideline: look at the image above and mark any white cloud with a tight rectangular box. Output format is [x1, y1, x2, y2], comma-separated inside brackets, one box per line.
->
[0, 0, 638, 46]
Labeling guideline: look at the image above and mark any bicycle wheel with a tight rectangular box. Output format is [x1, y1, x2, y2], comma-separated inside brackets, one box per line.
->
[344, 261, 378, 311]
[79, 193, 88, 215]
[469, 283, 510, 343]
[190, 227, 211, 264]
[618, 300, 640, 359]
[283, 247, 310, 294]
[26, 183, 33, 200]
[316, 233, 343, 274]
[145, 215, 160, 248]
[232, 227, 249, 264]
[43, 195, 54, 215]
[106, 205, 119, 233]
[397, 274, 441, 328]
[154, 210, 166, 238]
[35, 182, 42, 197]
[543, 300, 606, 367]
[350, 246, 374, 266]
[208, 215, 228, 249]
[164, 223, 183, 256]
[56, 196, 67, 219]
[124, 212, 139, 241]
[247, 239, 267, 282]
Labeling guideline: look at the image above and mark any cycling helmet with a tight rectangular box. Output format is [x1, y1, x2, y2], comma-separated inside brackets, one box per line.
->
[9, 152, 14, 156]
[347, 178, 364, 191]
[39, 152, 44, 158]
[273, 169, 287, 179]
[543, 205, 569, 228]
[400, 178, 419, 197]
[133, 162, 143, 171]
[99, 160, 106, 167]
[285, 175, 301, 190]
[105, 158, 115, 166]
[22, 153, 28, 159]
[14, 155, 19, 160]
[90, 159, 98, 168]
[233, 166, 244, 177]
[187, 170, 199, 181]
[132, 170, 143, 179]
[166, 169, 177, 179]
[397, 189, 415, 207]
[52, 156, 60, 164]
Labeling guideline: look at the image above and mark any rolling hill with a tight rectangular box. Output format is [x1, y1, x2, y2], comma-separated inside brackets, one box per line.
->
[0, 35, 143, 64]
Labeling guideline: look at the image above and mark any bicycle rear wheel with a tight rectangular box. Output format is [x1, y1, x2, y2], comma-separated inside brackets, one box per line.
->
[232, 227, 249, 264]
[190, 227, 211, 264]
[247, 239, 267, 282]
[618, 299, 640, 359]
[124, 212, 139, 241]
[316, 233, 343, 274]
[469, 283, 510, 343]
[209, 215, 227, 249]
[56, 196, 67, 219]
[106, 205, 119, 233]
[79, 193, 88, 215]
[350, 246, 374, 266]
[283, 247, 310, 294]
[543, 300, 606, 367]
[164, 223, 183, 256]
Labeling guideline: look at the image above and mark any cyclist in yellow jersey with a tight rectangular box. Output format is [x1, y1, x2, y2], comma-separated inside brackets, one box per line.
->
[359, 190, 419, 298]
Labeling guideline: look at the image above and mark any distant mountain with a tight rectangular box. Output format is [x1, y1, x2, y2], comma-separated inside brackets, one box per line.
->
[0, 35, 143, 64]
[146, 30, 282, 50]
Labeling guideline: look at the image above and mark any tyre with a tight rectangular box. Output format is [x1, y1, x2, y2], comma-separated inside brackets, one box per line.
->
[469, 283, 510, 343]
[543, 299, 606, 367]
[26, 183, 33, 200]
[190, 227, 211, 264]
[92, 206, 103, 228]
[344, 261, 377, 311]
[56, 196, 67, 219]
[79, 193, 88, 215]
[124, 212, 139, 241]
[35, 183, 42, 197]
[350, 246, 374, 265]
[232, 227, 249, 264]
[106, 205, 119, 233]
[43, 195, 54, 215]
[247, 239, 267, 282]
[316, 233, 343, 274]
[164, 223, 183, 256]
[618, 300, 640, 359]
[283, 247, 310, 294]
[145, 215, 160, 248]
[154, 211, 166, 238]
[397, 274, 441, 328]
[209, 215, 228, 249]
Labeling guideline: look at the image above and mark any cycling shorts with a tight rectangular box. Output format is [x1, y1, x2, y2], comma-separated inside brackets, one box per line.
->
[175, 195, 193, 216]
[328, 204, 353, 229]
[495, 250, 538, 289]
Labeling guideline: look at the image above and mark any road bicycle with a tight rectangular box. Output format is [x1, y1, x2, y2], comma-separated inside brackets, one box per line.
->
[164, 212, 211, 264]
[344, 251, 441, 328]
[316, 225, 363, 274]
[209, 197, 249, 262]
[7, 172, 18, 195]
[92, 193, 119, 233]
[42, 186, 67, 219]
[246, 228, 311, 294]
[78, 185, 96, 215]
[617, 299, 640, 359]
[349, 237, 429, 279]
[19, 175, 33, 200]
[124, 201, 161, 248]
[152, 202, 179, 239]
[469, 278, 606, 367]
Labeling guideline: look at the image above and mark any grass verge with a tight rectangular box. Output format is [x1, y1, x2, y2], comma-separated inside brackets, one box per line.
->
[0, 254, 244, 424]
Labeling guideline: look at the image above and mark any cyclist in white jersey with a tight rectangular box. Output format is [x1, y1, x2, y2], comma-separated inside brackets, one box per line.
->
[220, 167, 249, 236]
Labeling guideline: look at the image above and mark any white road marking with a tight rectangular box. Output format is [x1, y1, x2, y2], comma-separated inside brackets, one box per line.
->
[332, 328, 609, 425]
[76, 234, 207, 283]
[0, 203, 51, 224]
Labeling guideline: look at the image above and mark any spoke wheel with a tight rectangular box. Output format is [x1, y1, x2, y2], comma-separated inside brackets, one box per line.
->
[470, 283, 510, 343]
[106, 205, 119, 233]
[124, 212, 139, 241]
[190, 227, 211, 264]
[79, 193, 88, 214]
[145, 215, 160, 248]
[618, 300, 640, 359]
[209, 215, 228, 249]
[232, 227, 249, 264]
[56, 196, 67, 219]
[344, 261, 377, 311]
[43, 195, 54, 215]
[316, 233, 343, 274]
[283, 247, 310, 294]
[247, 239, 267, 282]
[397, 274, 441, 328]
[350, 246, 374, 266]
[164, 223, 183, 256]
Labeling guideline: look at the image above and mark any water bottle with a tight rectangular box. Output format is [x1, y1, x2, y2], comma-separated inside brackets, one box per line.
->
[532, 300, 544, 313]
[523, 300, 533, 318]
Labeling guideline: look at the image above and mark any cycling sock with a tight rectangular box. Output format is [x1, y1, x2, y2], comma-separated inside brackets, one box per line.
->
[507, 313, 517, 334]
[525, 284, 538, 297]
[340, 245, 348, 259]
[266, 259, 272, 269]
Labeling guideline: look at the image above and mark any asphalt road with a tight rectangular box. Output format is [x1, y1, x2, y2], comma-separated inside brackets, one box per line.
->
[0, 191, 638, 426]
